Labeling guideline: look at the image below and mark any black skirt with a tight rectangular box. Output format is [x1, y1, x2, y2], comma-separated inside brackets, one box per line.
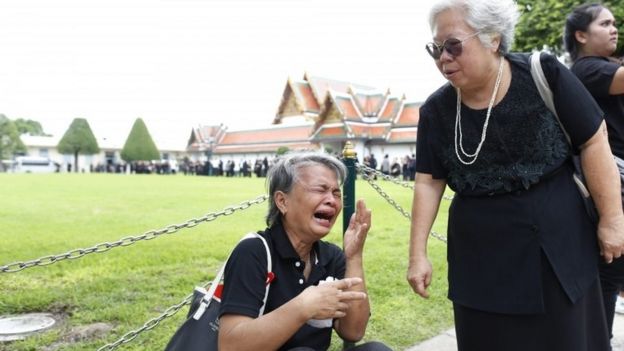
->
[453, 253, 610, 351]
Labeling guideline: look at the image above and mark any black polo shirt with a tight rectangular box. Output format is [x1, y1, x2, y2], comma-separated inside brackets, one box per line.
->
[219, 220, 346, 350]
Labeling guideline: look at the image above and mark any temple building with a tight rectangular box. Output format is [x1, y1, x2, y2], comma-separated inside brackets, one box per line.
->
[186, 73, 420, 165]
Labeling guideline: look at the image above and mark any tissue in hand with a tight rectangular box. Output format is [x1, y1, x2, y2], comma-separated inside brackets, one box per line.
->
[307, 277, 336, 329]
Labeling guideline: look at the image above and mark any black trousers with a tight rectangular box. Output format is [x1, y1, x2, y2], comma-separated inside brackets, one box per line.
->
[454, 253, 610, 351]
[599, 255, 624, 340]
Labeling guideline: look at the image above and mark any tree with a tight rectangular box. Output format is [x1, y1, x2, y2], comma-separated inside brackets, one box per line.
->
[120, 118, 160, 162]
[514, 0, 624, 56]
[14, 118, 46, 136]
[276, 146, 290, 155]
[57, 118, 100, 173]
[0, 114, 26, 161]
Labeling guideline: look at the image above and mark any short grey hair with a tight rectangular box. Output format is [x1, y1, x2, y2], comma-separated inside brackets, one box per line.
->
[429, 0, 519, 54]
[265, 152, 347, 227]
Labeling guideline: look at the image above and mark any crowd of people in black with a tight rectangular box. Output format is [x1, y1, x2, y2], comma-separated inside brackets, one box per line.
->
[179, 157, 274, 177]
[84, 153, 417, 181]
[90, 160, 177, 174]
[362, 153, 417, 181]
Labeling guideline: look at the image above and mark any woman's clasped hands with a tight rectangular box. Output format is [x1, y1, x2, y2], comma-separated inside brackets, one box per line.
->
[296, 277, 367, 320]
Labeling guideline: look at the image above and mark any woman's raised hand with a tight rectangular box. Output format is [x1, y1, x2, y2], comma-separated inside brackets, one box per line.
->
[343, 200, 372, 259]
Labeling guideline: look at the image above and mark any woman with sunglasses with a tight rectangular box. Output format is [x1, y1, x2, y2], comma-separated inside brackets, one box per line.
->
[406, 0, 624, 350]
[565, 3, 624, 346]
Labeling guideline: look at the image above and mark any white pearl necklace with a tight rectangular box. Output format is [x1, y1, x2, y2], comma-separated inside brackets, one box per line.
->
[454, 57, 505, 165]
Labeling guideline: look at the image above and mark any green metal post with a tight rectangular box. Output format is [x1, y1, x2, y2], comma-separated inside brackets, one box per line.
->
[342, 141, 356, 235]
[341, 141, 356, 350]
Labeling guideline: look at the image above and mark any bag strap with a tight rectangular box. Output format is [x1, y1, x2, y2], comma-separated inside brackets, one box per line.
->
[529, 53, 593, 197]
[247, 232, 272, 316]
[200, 233, 273, 317]
[529, 52, 573, 146]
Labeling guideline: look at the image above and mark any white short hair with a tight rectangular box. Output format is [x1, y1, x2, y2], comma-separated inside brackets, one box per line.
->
[429, 0, 519, 54]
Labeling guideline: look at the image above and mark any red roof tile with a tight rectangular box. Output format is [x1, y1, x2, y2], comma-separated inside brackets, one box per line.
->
[396, 103, 420, 126]
[367, 95, 384, 115]
[347, 124, 388, 139]
[335, 96, 360, 119]
[387, 129, 417, 142]
[219, 125, 312, 145]
[379, 98, 399, 121]
[293, 82, 320, 112]
[215, 142, 318, 154]
[306, 75, 375, 104]
[314, 125, 348, 139]
[353, 93, 384, 117]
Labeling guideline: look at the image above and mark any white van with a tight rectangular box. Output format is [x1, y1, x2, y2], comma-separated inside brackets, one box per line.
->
[13, 156, 56, 173]
[1, 160, 15, 172]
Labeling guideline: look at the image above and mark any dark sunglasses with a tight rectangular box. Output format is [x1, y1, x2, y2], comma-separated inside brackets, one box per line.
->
[425, 32, 480, 60]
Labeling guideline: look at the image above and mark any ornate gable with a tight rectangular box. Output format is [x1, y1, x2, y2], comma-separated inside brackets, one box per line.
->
[351, 88, 385, 118]
[275, 79, 321, 125]
[293, 81, 320, 113]
[186, 125, 227, 152]
[281, 88, 301, 117]
[316, 92, 343, 129]
[305, 73, 375, 106]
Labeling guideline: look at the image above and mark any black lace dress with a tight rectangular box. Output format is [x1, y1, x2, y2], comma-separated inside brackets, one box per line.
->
[416, 53, 610, 350]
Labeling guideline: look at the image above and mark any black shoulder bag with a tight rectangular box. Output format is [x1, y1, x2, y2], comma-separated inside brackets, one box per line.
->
[530, 52, 624, 223]
[164, 232, 273, 351]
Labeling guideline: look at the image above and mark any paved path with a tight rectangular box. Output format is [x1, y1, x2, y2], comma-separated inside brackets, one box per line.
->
[406, 312, 624, 351]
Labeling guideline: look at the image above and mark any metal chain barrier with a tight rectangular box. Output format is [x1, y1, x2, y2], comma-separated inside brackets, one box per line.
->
[3, 172, 447, 350]
[355, 163, 454, 201]
[356, 165, 448, 243]
[355, 163, 414, 189]
[96, 286, 204, 351]
[0, 195, 268, 274]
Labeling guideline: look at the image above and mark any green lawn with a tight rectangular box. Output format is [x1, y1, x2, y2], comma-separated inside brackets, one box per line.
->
[0, 173, 452, 351]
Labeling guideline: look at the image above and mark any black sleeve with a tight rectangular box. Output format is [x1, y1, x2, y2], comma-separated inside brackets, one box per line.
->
[415, 102, 448, 179]
[219, 237, 269, 318]
[541, 53, 604, 150]
[571, 57, 620, 99]
[327, 243, 346, 279]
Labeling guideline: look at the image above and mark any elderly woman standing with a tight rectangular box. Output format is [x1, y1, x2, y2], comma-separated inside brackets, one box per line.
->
[565, 3, 624, 344]
[218, 153, 390, 351]
[406, 0, 624, 350]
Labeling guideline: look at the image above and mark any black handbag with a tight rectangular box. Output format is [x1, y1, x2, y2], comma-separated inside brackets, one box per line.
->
[530, 52, 624, 223]
[164, 233, 273, 351]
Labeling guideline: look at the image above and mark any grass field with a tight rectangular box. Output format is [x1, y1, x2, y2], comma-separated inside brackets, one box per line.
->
[0, 173, 452, 351]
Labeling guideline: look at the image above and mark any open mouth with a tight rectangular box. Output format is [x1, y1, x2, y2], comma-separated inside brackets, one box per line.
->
[313, 210, 335, 227]
[443, 69, 457, 78]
